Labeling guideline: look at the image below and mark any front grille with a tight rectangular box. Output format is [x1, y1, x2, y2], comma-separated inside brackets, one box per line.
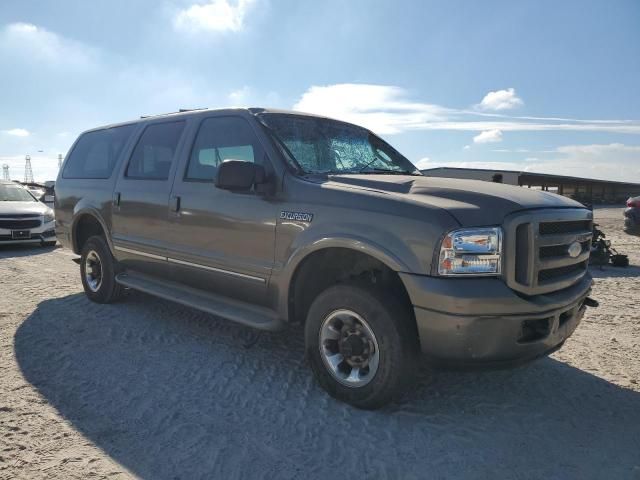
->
[539, 220, 592, 235]
[538, 261, 588, 284]
[505, 209, 593, 295]
[0, 213, 41, 219]
[539, 241, 590, 259]
[0, 219, 41, 229]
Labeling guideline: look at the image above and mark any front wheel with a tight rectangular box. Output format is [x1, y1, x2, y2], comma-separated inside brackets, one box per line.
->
[80, 236, 123, 303]
[305, 283, 419, 409]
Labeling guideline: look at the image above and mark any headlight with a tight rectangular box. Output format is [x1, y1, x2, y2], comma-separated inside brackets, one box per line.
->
[437, 227, 502, 276]
[43, 212, 55, 224]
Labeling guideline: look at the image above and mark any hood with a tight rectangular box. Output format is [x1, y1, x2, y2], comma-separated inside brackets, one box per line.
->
[0, 201, 51, 216]
[325, 174, 585, 225]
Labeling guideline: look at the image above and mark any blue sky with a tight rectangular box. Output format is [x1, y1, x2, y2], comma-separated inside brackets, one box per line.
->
[1, 0, 639, 182]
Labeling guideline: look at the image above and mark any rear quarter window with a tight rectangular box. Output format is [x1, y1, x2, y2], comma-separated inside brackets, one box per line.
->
[63, 125, 136, 179]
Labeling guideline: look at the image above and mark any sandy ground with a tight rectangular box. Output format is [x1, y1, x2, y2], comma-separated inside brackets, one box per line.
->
[0, 207, 639, 480]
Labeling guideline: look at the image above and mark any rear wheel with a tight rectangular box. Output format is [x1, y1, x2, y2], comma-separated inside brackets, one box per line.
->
[80, 236, 123, 303]
[305, 283, 419, 409]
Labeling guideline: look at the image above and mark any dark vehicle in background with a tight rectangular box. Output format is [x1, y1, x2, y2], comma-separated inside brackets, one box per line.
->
[0, 180, 56, 246]
[624, 196, 640, 234]
[55, 108, 596, 409]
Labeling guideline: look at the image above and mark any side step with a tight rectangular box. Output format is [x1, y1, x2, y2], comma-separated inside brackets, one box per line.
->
[115, 271, 285, 332]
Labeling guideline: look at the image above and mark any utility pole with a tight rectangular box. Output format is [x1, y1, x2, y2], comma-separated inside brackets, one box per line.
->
[58, 153, 63, 169]
[24, 155, 34, 183]
[2, 164, 9, 181]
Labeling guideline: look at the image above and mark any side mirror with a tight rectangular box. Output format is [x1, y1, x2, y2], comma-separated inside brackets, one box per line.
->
[216, 160, 266, 191]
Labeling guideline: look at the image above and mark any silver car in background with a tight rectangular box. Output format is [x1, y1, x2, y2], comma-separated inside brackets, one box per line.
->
[0, 180, 56, 246]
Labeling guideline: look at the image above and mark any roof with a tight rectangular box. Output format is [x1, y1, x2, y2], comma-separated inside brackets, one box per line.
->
[84, 107, 334, 134]
[421, 167, 640, 187]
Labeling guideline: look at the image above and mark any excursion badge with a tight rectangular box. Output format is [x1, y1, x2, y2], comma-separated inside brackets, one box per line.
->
[280, 211, 314, 222]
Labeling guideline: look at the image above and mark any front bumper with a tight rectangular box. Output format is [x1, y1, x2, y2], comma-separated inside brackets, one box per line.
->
[400, 272, 592, 367]
[0, 222, 56, 246]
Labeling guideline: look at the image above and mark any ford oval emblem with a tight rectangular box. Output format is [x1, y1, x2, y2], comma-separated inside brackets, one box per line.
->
[567, 241, 582, 258]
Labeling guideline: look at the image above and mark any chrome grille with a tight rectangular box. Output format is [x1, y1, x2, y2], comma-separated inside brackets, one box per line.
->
[504, 209, 592, 295]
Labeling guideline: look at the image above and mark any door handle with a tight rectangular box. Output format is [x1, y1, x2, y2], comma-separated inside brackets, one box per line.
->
[170, 195, 181, 212]
[113, 192, 121, 206]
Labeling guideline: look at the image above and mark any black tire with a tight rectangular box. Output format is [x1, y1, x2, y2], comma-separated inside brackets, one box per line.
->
[305, 283, 419, 409]
[80, 235, 123, 303]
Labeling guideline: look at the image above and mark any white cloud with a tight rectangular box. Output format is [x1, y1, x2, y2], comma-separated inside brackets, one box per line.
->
[292, 84, 640, 136]
[2, 128, 30, 137]
[293, 84, 448, 134]
[174, 0, 256, 33]
[416, 143, 640, 183]
[463, 145, 471, 150]
[473, 129, 503, 143]
[0, 22, 97, 70]
[477, 88, 523, 111]
[414, 157, 433, 169]
[403, 120, 640, 134]
[532, 143, 639, 182]
[492, 148, 532, 153]
[228, 86, 251, 105]
[556, 143, 640, 157]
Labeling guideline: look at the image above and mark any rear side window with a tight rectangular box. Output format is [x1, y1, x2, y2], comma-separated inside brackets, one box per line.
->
[63, 125, 135, 179]
[126, 121, 186, 180]
[185, 117, 258, 181]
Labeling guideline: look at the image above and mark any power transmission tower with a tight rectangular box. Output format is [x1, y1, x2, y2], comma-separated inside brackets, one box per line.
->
[58, 153, 63, 169]
[24, 155, 34, 183]
[2, 164, 9, 181]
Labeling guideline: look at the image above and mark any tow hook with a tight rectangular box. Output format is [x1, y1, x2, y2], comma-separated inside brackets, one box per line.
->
[584, 297, 599, 308]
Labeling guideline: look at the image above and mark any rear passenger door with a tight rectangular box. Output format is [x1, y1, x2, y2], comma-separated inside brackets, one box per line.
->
[165, 115, 277, 306]
[111, 120, 187, 274]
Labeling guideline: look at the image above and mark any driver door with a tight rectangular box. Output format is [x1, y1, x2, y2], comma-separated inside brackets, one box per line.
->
[164, 115, 278, 306]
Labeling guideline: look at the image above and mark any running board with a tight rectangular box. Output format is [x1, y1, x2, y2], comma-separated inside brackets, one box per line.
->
[115, 271, 284, 332]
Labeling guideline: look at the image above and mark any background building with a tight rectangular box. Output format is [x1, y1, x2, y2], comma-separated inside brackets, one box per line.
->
[422, 167, 640, 204]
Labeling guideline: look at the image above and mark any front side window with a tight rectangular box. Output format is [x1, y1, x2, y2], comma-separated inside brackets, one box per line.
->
[258, 113, 419, 175]
[186, 117, 258, 181]
[0, 184, 36, 202]
[126, 121, 186, 180]
[63, 125, 135, 179]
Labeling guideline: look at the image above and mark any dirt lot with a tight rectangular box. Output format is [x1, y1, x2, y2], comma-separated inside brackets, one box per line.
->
[1, 207, 639, 480]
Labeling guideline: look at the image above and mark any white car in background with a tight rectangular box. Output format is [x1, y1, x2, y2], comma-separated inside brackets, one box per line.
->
[0, 180, 56, 247]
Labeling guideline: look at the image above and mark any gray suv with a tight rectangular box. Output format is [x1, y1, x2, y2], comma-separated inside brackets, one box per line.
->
[55, 108, 596, 408]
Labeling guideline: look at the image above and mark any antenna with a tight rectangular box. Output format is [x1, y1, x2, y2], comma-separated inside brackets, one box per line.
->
[58, 153, 63, 169]
[24, 155, 34, 183]
[2, 164, 9, 181]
